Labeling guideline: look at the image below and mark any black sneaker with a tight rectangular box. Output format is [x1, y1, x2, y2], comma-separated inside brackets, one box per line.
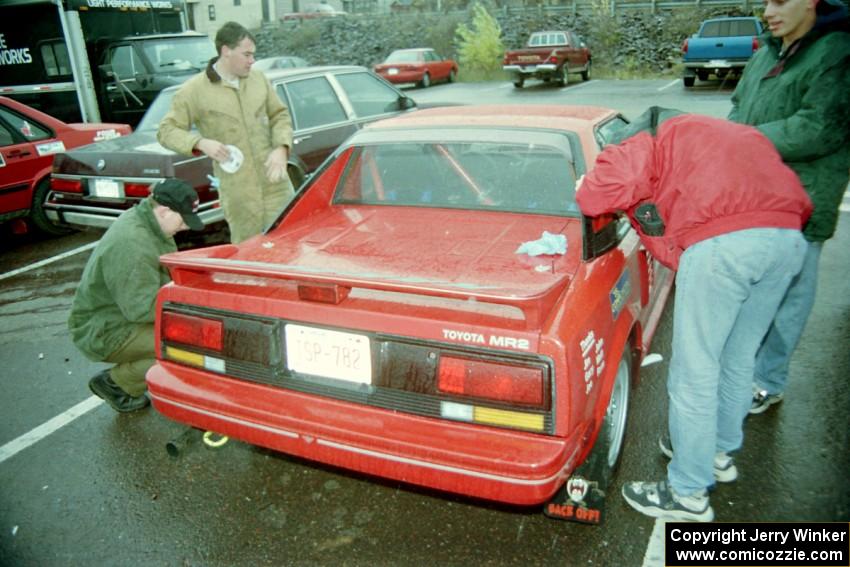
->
[658, 435, 738, 482]
[749, 388, 783, 414]
[622, 480, 714, 522]
[88, 369, 150, 413]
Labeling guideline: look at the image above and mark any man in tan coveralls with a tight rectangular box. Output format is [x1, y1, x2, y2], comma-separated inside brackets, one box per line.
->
[157, 21, 295, 243]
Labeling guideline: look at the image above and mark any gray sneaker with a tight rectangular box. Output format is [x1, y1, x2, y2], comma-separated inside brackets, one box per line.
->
[658, 435, 738, 483]
[749, 388, 783, 414]
[622, 480, 714, 522]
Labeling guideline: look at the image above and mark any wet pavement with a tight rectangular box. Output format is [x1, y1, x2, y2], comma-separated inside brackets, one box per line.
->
[0, 80, 848, 567]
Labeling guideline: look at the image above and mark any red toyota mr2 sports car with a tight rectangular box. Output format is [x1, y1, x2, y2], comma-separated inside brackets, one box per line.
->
[147, 105, 673, 523]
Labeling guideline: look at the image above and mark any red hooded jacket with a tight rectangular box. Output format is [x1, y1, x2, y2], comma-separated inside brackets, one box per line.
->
[576, 114, 812, 270]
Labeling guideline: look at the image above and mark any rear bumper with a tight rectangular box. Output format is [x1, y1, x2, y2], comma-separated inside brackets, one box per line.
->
[377, 71, 424, 84]
[44, 199, 223, 229]
[147, 361, 583, 506]
[503, 64, 558, 76]
[683, 59, 749, 70]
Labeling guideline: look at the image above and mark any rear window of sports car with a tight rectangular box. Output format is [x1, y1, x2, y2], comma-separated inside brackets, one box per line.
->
[334, 128, 581, 216]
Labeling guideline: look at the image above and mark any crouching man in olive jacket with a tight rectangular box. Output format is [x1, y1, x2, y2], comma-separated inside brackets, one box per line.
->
[68, 180, 203, 412]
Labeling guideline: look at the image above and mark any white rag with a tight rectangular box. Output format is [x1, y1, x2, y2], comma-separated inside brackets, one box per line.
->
[515, 231, 567, 256]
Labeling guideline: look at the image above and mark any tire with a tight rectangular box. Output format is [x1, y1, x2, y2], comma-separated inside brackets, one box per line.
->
[578, 353, 632, 483]
[581, 61, 591, 81]
[683, 76, 695, 87]
[601, 354, 631, 471]
[513, 77, 524, 88]
[696, 70, 709, 81]
[557, 65, 570, 87]
[30, 177, 73, 236]
[448, 69, 457, 83]
[419, 72, 431, 89]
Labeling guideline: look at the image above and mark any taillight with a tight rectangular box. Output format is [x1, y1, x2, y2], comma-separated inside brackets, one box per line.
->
[548, 55, 558, 64]
[682, 38, 689, 54]
[162, 311, 223, 351]
[752, 37, 759, 52]
[124, 182, 152, 198]
[438, 355, 546, 408]
[50, 177, 82, 193]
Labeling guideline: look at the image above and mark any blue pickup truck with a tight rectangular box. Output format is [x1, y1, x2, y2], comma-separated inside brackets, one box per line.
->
[681, 17, 763, 87]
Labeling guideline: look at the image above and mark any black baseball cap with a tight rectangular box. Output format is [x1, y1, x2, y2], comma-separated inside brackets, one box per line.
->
[152, 179, 204, 231]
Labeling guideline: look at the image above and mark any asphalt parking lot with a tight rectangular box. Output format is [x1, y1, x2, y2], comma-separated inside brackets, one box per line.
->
[1, 79, 848, 567]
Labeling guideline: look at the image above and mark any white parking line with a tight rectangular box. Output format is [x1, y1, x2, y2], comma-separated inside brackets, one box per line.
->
[657, 80, 680, 92]
[0, 241, 98, 282]
[642, 519, 666, 567]
[0, 396, 103, 465]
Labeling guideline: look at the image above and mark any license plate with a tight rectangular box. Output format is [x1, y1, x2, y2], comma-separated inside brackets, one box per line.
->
[708, 59, 730, 67]
[285, 324, 372, 384]
[91, 178, 123, 198]
[388, 68, 399, 75]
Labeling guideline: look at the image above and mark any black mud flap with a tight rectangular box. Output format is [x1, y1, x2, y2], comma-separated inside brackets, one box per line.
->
[543, 438, 610, 525]
[543, 475, 605, 524]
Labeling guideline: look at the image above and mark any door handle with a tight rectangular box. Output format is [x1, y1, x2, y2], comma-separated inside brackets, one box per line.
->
[294, 135, 312, 144]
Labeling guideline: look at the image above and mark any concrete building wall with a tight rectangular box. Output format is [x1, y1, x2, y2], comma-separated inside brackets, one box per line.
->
[187, 0, 276, 36]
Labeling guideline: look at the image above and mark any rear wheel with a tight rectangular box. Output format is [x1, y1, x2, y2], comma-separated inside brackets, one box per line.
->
[448, 69, 457, 83]
[419, 72, 431, 88]
[513, 77, 524, 88]
[557, 65, 570, 86]
[580, 352, 632, 481]
[30, 177, 72, 236]
[683, 76, 695, 87]
[602, 355, 631, 470]
[696, 70, 709, 81]
[581, 61, 592, 81]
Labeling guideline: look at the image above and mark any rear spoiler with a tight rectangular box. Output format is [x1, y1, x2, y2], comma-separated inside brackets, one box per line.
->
[160, 249, 568, 329]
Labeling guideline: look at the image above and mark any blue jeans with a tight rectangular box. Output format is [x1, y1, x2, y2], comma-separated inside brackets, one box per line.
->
[754, 241, 823, 395]
[667, 228, 806, 495]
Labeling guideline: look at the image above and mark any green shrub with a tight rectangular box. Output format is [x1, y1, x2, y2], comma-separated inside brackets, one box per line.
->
[455, 3, 505, 77]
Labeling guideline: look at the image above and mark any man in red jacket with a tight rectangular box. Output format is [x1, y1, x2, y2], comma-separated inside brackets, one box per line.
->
[577, 108, 812, 522]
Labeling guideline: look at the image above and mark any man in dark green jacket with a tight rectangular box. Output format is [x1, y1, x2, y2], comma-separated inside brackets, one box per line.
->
[69, 180, 203, 412]
[729, 0, 850, 414]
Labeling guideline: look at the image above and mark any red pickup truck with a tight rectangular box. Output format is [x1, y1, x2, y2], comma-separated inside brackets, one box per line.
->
[503, 30, 591, 88]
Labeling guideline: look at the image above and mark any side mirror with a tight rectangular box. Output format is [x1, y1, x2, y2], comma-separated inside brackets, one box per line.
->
[398, 95, 416, 110]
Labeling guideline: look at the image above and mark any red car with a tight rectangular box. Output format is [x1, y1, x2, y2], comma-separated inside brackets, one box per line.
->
[373, 48, 458, 88]
[0, 96, 130, 235]
[147, 105, 673, 523]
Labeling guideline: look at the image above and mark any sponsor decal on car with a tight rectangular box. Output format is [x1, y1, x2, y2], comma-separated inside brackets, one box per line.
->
[609, 269, 631, 320]
[94, 129, 121, 142]
[35, 141, 66, 156]
[580, 330, 605, 394]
